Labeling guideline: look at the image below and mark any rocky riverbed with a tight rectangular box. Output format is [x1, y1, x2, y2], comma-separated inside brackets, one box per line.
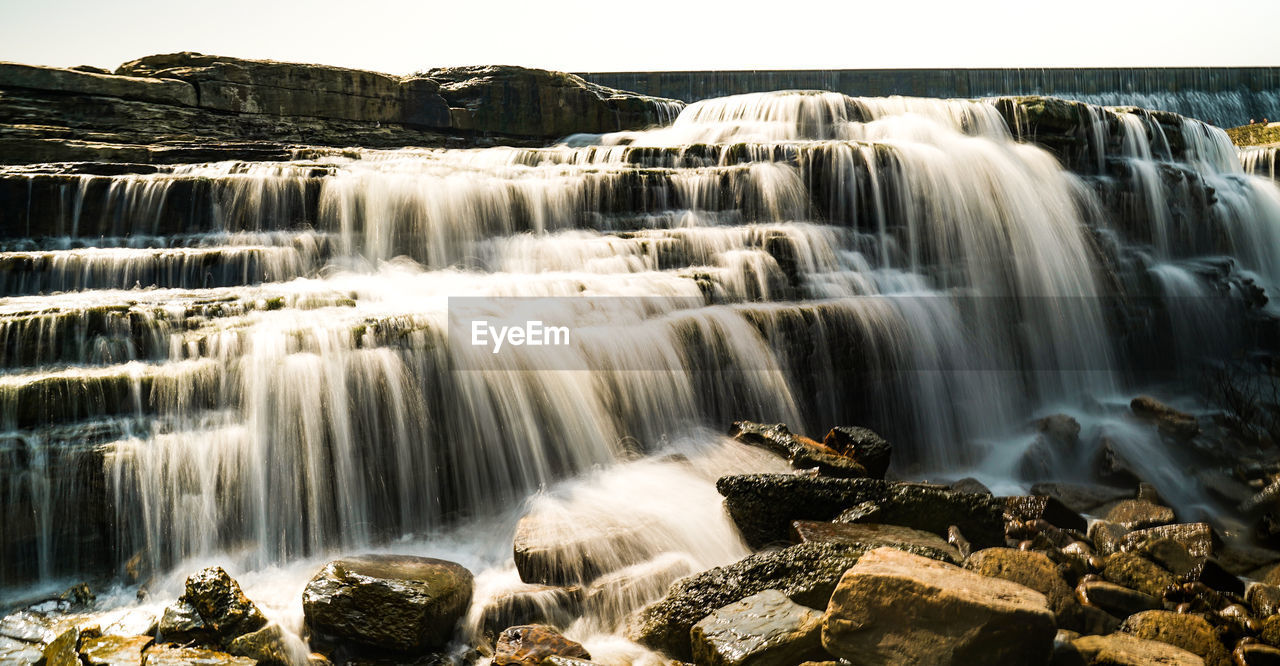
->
[10, 397, 1280, 665]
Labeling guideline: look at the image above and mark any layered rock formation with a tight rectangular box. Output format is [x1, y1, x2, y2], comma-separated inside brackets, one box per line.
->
[0, 53, 682, 164]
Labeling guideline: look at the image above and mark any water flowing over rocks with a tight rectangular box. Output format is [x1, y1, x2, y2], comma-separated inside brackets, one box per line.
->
[301, 555, 474, 654]
[820, 547, 1056, 665]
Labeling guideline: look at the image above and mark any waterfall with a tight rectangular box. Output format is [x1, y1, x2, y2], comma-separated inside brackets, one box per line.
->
[3, 91, 1280, 605]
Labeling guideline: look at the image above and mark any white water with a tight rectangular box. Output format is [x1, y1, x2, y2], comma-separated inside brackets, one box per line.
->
[4, 90, 1280, 661]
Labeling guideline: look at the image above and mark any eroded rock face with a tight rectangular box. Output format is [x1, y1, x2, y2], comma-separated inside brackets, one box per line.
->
[1121, 610, 1231, 666]
[302, 554, 474, 654]
[627, 542, 863, 661]
[821, 547, 1055, 665]
[690, 590, 828, 666]
[716, 474, 1006, 550]
[493, 625, 590, 666]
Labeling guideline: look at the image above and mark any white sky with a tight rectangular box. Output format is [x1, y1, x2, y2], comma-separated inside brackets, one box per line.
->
[2, 0, 1278, 75]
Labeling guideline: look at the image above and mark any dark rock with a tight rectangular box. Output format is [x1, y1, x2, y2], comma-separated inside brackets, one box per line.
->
[1236, 641, 1280, 665]
[1101, 499, 1176, 530]
[822, 426, 892, 478]
[821, 547, 1056, 665]
[1031, 482, 1132, 515]
[1192, 559, 1245, 596]
[157, 600, 214, 645]
[791, 520, 960, 563]
[1125, 524, 1215, 559]
[1094, 438, 1147, 487]
[1138, 539, 1198, 577]
[1216, 544, 1280, 577]
[1121, 610, 1231, 666]
[1070, 632, 1203, 665]
[729, 421, 868, 478]
[1077, 580, 1163, 618]
[1249, 583, 1280, 617]
[181, 566, 268, 642]
[950, 478, 993, 496]
[1131, 396, 1200, 440]
[716, 474, 1006, 550]
[493, 625, 589, 666]
[302, 554, 474, 654]
[475, 583, 583, 640]
[1052, 630, 1089, 666]
[690, 590, 827, 666]
[1103, 552, 1177, 598]
[627, 541, 863, 661]
[1005, 495, 1089, 532]
[1089, 520, 1131, 556]
[1078, 605, 1125, 636]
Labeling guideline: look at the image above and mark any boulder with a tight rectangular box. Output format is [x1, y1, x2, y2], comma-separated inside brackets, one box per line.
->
[512, 509, 656, 585]
[1131, 396, 1200, 439]
[1090, 520, 1132, 556]
[1121, 610, 1231, 666]
[426, 65, 680, 138]
[1070, 632, 1204, 665]
[139, 645, 257, 665]
[822, 426, 892, 478]
[790, 521, 961, 563]
[1134, 538, 1199, 576]
[157, 600, 212, 644]
[493, 625, 590, 666]
[1237, 641, 1280, 665]
[0, 62, 196, 106]
[729, 422, 868, 478]
[821, 547, 1055, 665]
[716, 474, 1006, 550]
[1103, 552, 1177, 598]
[627, 542, 863, 661]
[1077, 580, 1163, 618]
[302, 554, 474, 654]
[80, 635, 153, 666]
[181, 567, 268, 642]
[43, 627, 83, 666]
[690, 590, 828, 666]
[964, 548, 1081, 628]
[1005, 495, 1089, 532]
[1102, 499, 1176, 530]
[227, 624, 293, 666]
[1030, 482, 1132, 515]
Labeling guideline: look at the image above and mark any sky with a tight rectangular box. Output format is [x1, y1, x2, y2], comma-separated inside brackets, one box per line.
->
[2, 0, 1278, 75]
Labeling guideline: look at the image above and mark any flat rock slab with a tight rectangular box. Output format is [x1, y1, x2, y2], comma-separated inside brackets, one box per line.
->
[81, 635, 153, 666]
[302, 554, 474, 654]
[141, 645, 257, 665]
[1071, 632, 1203, 665]
[821, 547, 1055, 665]
[691, 590, 826, 666]
[791, 521, 960, 563]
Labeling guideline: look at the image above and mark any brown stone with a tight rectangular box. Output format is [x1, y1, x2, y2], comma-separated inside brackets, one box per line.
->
[493, 625, 590, 666]
[791, 521, 960, 563]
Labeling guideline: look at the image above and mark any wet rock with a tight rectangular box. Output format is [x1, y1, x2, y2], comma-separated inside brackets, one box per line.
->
[492, 625, 589, 666]
[1089, 520, 1131, 556]
[833, 501, 881, 524]
[1006, 495, 1089, 532]
[1133, 538, 1197, 578]
[1103, 552, 1177, 598]
[1257, 615, 1280, 646]
[1191, 560, 1245, 596]
[140, 644, 257, 665]
[512, 509, 656, 585]
[1077, 580, 1162, 619]
[1121, 610, 1231, 666]
[157, 600, 211, 644]
[580, 554, 692, 631]
[822, 426, 892, 478]
[181, 566, 268, 642]
[1053, 630, 1089, 666]
[1216, 544, 1280, 577]
[628, 541, 863, 661]
[1031, 482, 1132, 515]
[791, 520, 960, 563]
[965, 547, 1082, 628]
[821, 547, 1055, 665]
[1131, 396, 1200, 440]
[302, 554, 474, 654]
[476, 582, 583, 640]
[1094, 438, 1147, 487]
[690, 590, 827, 666]
[716, 474, 1006, 550]
[729, 421, 868, 478]
[43, 627, 84, 666]
[227, 624, 292, 666]
[949, 478, 993, 496]
[1079, 605, 1125, 636]
[1249, 584, 1280, 617]
[1102, 499, 1176, 530]
[1237, 641, 1280, 665]
[1124, 524, 1215, 559]
[1071, 632, 1203, 665]
[80, 634, 153, 666]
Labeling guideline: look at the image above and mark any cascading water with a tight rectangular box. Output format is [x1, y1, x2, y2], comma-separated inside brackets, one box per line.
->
[3, 90, 1280, 660]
